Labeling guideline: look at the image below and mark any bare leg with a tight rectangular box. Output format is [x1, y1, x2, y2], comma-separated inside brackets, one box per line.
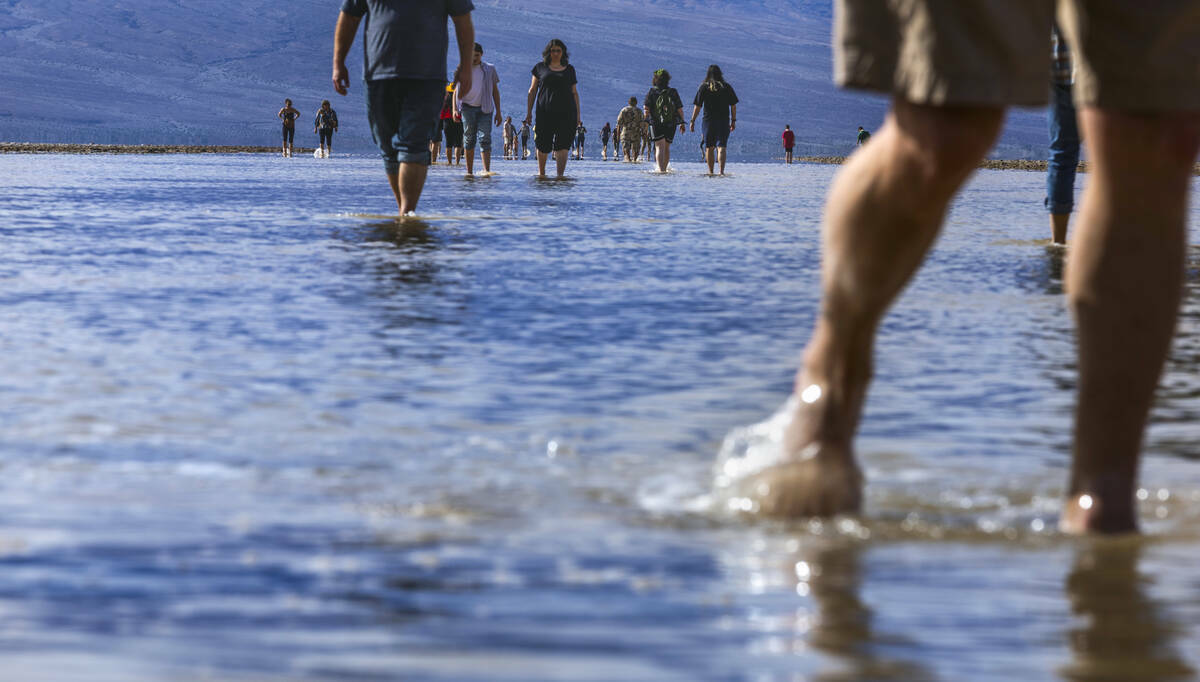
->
[704, 147, 715, 175]
[481, 150, 491, 174]
[717, 147, 728, 175]
[554, 149, 568, 178]
[1061, 109, 1200, 534]
[386, 162, 430, 215]
[655, 139, 670, 172]
[537, 150, 549, 177]
[465, 147, 476, 176]
[1051, 213, 1070, 245]
[749, 101, 1005, 518]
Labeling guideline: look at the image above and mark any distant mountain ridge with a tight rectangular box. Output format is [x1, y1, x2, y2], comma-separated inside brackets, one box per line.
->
[0, 1, 1047, 159]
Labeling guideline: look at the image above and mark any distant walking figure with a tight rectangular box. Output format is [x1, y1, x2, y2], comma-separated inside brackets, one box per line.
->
[455, 41, 502, 176]
[503, 116, 517, 159]
[782, 124, 795, 164]
[856, 125, 871, 146]
[278, 99, 300, 158]
[574, 124, 587, 159]
[689, 64, 738, 175]
[444, 85, 465, 165]
[314, 100, 339, 158]
[332, 0, 475, 216]
[519, 119, 531, 159]
[600, 122, 611, 159]
[525, 38, 581, 179]
[644, 69, 686, 172]
[616, 97, 643, 162]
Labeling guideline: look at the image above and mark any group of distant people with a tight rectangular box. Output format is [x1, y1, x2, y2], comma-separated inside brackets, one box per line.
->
[779, 124, 870, 164]
[276, 99, 339, 158]
[327, 0, 741, 192]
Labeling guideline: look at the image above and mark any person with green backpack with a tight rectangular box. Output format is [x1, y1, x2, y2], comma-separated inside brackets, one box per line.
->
[643, 69, 686, 172]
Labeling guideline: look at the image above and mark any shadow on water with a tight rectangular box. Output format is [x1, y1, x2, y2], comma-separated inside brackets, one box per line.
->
[1059, 541, 1194, 681]
[782, 540, 931, 681]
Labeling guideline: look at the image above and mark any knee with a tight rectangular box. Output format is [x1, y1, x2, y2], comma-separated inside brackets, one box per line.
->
[891, 103, 1004, 188]
[1087, 111, 1200, 171]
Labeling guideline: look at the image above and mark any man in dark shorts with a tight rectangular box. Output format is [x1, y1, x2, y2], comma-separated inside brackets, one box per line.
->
[781, 124, 794, 164]
[332, 0, 475, 216]
[745, 0, 1200, 535]
[600, 122, 611, 160]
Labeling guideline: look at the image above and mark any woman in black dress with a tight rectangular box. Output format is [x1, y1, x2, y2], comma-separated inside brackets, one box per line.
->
[524, 38, 581, 178]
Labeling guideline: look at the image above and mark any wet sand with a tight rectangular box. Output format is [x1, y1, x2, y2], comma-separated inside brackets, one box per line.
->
[0, 142, 311, 155]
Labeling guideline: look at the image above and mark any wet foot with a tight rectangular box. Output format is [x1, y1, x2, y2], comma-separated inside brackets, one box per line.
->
[741, 444, 863, 518]
[1059, 491, 1137, 535]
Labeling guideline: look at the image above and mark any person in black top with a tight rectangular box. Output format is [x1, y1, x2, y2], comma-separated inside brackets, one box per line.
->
[277, 99, 300, 158]
[600, 122, 612, 160]
[644, 69, 686, 173]
[524, 38, 581, 179]
[689, 64, 739, 175]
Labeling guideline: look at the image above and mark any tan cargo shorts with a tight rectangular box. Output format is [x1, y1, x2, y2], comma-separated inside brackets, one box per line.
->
[835, 0, 1200, 110]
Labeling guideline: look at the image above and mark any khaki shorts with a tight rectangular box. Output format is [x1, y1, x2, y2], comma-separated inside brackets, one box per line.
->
[835, 0, 1200, 110]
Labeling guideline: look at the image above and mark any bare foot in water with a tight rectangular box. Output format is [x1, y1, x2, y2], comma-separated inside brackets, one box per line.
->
[1059, 483, 1137, 535]
[736, 384, 865, 519]
[743, 449, 863, 518]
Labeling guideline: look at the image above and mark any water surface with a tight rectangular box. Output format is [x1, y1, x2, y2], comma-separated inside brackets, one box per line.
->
[1, 152, 1199, 681]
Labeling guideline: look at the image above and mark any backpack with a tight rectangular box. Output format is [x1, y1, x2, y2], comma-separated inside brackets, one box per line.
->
[651, 88, 676, 126]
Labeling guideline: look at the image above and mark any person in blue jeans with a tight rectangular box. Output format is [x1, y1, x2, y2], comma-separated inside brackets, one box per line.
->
[1046, 26, 1080, 245]
[332, 0, 475, 216]
[455, 42, 502, 177]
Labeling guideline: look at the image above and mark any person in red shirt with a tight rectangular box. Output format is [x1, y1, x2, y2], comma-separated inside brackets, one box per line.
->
[781, 124, 795, 164]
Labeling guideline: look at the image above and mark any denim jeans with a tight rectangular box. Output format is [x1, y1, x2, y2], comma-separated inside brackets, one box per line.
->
[1045, 82, 1080, 215]
[460, 104, 493, 152]
[365, 78, 444, 174]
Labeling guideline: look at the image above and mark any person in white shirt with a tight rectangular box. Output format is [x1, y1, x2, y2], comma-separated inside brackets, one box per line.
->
[454, 42, 502, 176]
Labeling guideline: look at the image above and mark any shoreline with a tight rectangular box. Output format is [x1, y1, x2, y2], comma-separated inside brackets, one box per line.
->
[2, 143, 1198, 174]
[0, 142, 311, 155]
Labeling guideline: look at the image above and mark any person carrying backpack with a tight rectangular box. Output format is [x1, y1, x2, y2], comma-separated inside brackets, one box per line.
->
[643, 69, 685, 172]
[314, 100, 339, 158]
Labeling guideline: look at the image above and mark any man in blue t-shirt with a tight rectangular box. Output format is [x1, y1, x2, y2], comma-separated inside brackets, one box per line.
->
[333, 0, 475, 216]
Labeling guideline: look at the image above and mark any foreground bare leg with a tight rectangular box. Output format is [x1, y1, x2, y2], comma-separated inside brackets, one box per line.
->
[704, 147, 715, 175]
[1061, 109, 1200, 534]
[749, 101, 1004, 518]
[386, 162, 429, 215]
[717, 147, 728, 175]
[537, 150, 549, 177]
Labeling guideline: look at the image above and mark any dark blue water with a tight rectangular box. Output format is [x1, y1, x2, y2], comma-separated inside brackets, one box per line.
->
[1, 152, 1198, 681]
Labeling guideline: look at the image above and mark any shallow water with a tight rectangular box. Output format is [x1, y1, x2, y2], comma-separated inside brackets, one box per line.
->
[1, 151, 1199, 681]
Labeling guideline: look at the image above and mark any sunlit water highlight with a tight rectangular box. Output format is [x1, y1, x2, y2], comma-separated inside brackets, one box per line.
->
[1, 152, 1199, 680]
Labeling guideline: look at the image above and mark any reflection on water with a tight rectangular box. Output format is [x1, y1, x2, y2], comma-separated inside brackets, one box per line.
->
[789, 540, 930, 682]
[1061, 541, 1194, 681]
